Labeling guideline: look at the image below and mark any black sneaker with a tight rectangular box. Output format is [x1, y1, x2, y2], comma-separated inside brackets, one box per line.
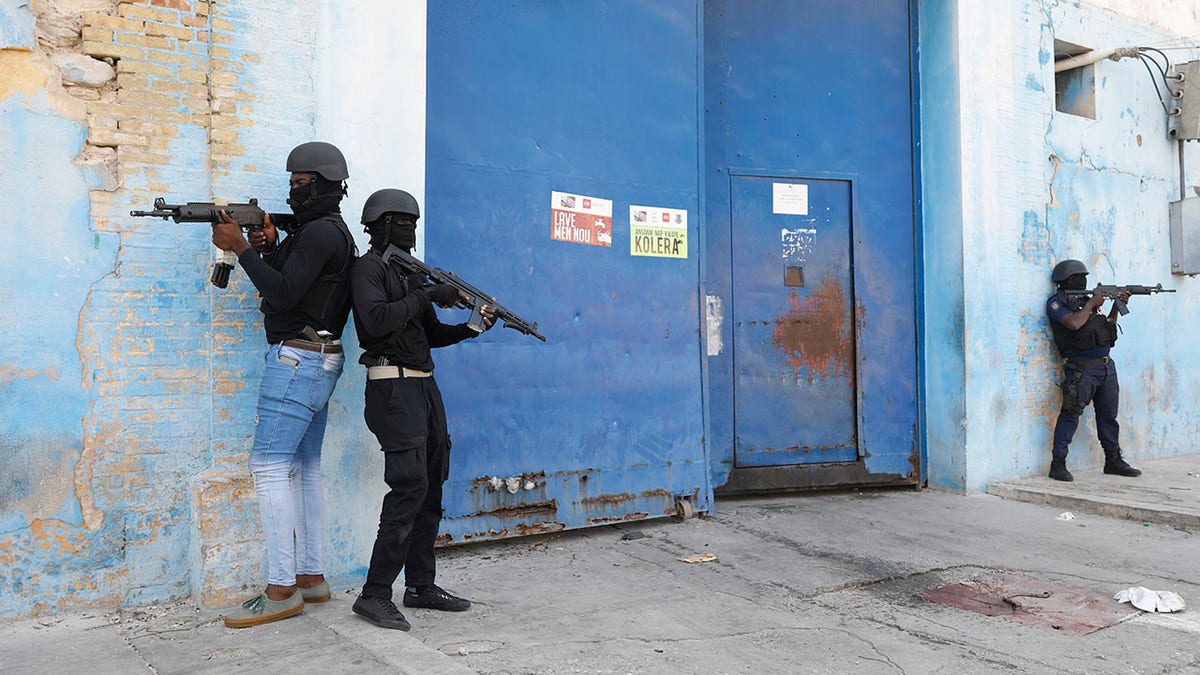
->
[403, 585, 471, 612]
[353, 595, 411, 630]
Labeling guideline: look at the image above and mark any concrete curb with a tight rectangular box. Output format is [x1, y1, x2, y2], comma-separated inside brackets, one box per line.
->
[987, 462, 1200, 532]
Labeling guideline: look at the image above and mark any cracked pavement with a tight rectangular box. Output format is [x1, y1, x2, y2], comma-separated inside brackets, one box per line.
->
[1, 487, 1197, 674]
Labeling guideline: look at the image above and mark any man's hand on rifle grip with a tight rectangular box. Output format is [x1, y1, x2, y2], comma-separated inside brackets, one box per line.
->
[212, 211, 250, 256]
[248, 214, 278, 251]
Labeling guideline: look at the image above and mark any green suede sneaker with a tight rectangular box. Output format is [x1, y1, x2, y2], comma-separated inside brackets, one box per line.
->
[222, 592, 304, 628]
[300, 581, 331, 603]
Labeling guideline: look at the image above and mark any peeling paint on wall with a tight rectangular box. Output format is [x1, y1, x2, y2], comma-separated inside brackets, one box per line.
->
[705, 294, 723, 356]
[0, 0, 326, 619]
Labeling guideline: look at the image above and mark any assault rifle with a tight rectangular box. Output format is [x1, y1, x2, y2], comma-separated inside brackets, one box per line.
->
[130, 197, 296, 288]
[381, 244, 547, 342]
[1064, 283, 1176, 316]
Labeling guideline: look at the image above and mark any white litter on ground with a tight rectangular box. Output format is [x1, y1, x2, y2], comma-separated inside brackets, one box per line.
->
[1114, 587, 1186, 613]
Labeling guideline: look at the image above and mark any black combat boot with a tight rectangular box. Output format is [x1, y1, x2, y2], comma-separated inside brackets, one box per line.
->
[1103, 447, 1142, 477]
[1048, 458, 1074, 482]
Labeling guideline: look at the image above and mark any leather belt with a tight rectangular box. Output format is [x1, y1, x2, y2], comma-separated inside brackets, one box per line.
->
[368, 365, 431, 380]
[1068, 356, 1109, 367]
[281, 339, 342, 354]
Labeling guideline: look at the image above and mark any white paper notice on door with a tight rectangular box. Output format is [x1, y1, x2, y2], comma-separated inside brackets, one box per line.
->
[772, 183, 809, 215]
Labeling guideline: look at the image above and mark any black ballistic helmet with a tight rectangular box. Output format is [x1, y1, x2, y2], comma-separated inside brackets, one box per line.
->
[286, 141, 349, 181]
[1051, 259, 1088, 283]
[361, 188, 420, 224]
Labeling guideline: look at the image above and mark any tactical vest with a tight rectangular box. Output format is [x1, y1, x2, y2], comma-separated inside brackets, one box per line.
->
[261, 214, 357, 334]
[1049, 289, 1117, 355]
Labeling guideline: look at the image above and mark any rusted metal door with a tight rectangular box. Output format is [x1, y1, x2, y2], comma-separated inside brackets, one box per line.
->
[705, 0, 920, 492]
[730, 174, 858, 468]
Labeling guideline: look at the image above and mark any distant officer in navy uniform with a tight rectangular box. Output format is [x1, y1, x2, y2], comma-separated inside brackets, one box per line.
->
[1045, 259, 1141, 482]
[348, 188, 495, 631]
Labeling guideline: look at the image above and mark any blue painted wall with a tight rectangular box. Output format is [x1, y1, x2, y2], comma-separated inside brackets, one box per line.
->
[922, 0, 1199, 491]
[0, 2, 121, 614]
[917, 0, 967, 490]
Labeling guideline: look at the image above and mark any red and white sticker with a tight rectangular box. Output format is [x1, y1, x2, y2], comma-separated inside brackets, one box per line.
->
[551, 191, 613, 247]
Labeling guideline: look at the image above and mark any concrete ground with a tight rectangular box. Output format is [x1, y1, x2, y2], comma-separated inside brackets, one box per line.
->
[1, 454, 1197, 674]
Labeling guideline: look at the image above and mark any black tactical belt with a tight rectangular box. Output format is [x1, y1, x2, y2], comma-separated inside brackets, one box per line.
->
[1068, 356, 1109, 366]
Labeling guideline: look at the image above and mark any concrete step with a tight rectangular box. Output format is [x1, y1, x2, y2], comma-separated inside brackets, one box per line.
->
[987, 454, 1200, 531]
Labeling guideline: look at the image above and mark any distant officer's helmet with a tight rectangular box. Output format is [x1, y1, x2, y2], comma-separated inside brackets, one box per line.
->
[1051, 259, 1088, 283]
[361, 188, 420, 224]
[286, 141, 349, 182]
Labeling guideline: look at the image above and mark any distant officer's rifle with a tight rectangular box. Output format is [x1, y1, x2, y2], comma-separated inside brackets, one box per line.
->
[1064, 283, 1176, 315]
[380, 244, 547, 342]
[130, 197, 296, 288]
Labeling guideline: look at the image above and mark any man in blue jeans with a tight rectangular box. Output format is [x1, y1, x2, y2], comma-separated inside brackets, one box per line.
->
[211, 141, 357, 627]
[1045, 259, 1141, 482]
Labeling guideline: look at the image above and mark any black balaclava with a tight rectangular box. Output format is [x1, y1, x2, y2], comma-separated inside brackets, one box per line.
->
[1061, 273, 1088, 292]
[287, 174, 346, 227]
[368, 213, 417, 252]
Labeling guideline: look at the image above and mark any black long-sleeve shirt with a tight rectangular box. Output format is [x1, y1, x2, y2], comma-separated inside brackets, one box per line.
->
[350, 248, 477, 371]
[239, 217, 352, 343]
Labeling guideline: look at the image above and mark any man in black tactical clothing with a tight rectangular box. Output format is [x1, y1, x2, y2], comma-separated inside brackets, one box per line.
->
[211, 141, 357, 628]
[348, 188, 494, 631]
[1045, 259, 1141, 482]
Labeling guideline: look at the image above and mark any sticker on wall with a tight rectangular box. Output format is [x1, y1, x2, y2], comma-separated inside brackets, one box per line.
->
[781, 227, 817, 263]
[630, 205, 688, 259]
[552, 191, 613, 247]
[773, 182, 809, 215]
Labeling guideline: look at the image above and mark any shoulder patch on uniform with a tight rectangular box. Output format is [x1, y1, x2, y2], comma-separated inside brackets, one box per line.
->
[1050, 301, 1060, 310]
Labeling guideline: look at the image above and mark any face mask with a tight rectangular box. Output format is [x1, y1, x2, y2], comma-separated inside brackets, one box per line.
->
[390, 224, 416, 250]
[1062, 274, 1088, 291]
[367, 215, 417, 251]
[287, 175, 344, 223]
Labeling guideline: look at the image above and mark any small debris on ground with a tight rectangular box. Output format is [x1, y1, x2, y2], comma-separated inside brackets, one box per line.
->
[677, 553, 717, 564]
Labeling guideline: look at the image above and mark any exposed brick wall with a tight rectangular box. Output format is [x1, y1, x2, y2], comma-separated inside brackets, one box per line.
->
[0, 0, 277, 617]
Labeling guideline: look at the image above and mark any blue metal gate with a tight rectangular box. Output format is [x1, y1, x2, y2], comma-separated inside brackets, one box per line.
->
[425, 1, 712, 541]
[705, 0, 921, 491]
[422, 0, 921, 536]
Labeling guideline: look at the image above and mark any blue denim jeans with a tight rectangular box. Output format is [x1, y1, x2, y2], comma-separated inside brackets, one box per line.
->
[249, 343, 344, 586]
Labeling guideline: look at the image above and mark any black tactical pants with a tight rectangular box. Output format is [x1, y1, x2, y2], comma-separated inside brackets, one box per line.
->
[360, 376, 450, 600]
